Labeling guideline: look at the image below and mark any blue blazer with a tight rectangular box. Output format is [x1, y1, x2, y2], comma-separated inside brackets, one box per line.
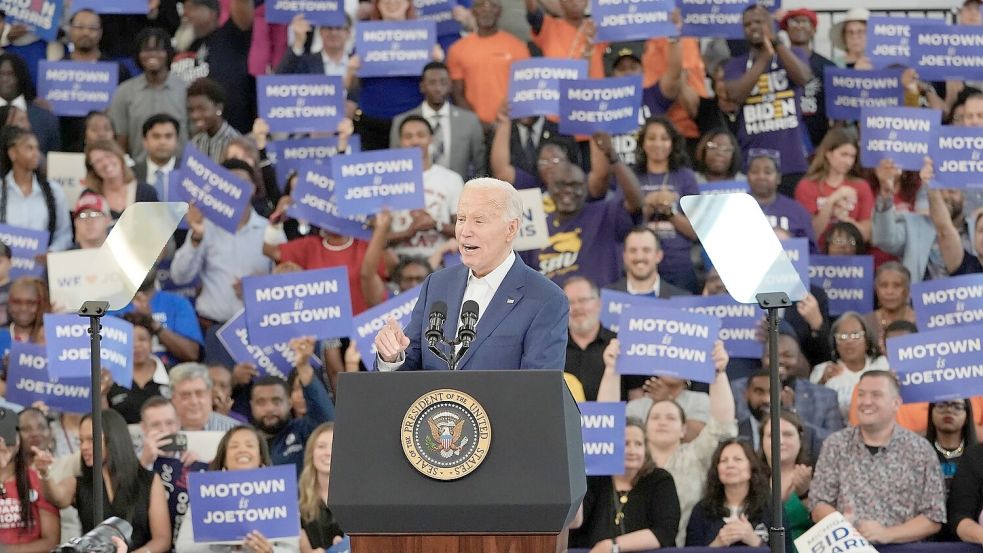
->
[391, 255, 568, 371]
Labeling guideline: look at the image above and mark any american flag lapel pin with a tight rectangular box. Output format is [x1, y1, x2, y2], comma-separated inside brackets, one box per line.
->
[506, 297, 515, 304]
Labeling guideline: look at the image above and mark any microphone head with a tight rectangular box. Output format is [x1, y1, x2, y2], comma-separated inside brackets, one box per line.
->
[461, 300, 479, 317]
[430, 301, 448, 318]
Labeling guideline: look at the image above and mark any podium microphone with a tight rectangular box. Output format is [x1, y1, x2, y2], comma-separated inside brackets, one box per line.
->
[457, 300, 479, 348]
[426, 301, 448, 348]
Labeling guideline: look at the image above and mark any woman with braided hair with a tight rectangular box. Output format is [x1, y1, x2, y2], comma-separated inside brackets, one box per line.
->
[0, 126, 72, 250]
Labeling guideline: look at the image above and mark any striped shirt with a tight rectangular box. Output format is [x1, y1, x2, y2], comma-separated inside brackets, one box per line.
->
[190, 121, 240, 162]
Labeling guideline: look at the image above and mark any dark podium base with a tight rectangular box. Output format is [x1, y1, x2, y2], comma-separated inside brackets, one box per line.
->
[350, 533, 565, 553]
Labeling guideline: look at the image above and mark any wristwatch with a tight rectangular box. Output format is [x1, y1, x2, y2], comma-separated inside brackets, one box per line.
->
[612, 541, 620, 553]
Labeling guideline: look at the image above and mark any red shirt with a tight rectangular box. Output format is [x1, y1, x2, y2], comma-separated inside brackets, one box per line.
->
[278, 236, 387, 314]
[0, 470, 57, 545]
[795, 176, 874, 248]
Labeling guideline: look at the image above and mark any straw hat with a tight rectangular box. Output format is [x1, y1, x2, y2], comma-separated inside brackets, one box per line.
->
[829, 7, 870, 52]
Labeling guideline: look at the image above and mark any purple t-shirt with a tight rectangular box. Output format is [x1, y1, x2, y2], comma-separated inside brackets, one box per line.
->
[534, 194, 637, 287]
[723, 51, 809, 174]
[636, 167, 699, 276]
[759, 194, 817, 252]
[612, 85, 673, 166]
[514, 167, 543, 190]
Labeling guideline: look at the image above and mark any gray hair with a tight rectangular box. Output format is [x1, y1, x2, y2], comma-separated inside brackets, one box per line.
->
[169, 362, 212, 390]
[463, 177, 523, 223]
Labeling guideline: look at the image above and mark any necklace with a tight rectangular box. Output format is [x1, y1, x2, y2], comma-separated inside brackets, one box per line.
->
[322, 236, 353, 251]
[934, 440, 964, 459]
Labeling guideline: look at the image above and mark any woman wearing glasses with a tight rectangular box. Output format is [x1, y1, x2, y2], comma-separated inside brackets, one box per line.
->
[809, 312, 888, 418]
[927, 399, 979, 493]
[693, 129, 744, 184]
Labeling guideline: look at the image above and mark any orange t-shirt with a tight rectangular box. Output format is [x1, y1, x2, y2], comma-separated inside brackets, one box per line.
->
[532, 16, 591, 59]
[589, 37, 708, 138]
[447, 31, 531, 125]
[848, 388, 983, 434]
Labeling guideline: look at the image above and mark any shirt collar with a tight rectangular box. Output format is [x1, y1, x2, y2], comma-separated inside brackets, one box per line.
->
[626, 276, 661, 296]
[4, 172, 39, 196]
[148, 158, 176, 174]
[421, 102, 449, 119]
[0, 95, 27, 111]
[850, 423, 901, 453]
[467, 250, 515, 291]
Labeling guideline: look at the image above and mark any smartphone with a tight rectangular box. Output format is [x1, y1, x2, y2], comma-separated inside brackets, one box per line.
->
[0, 409, 17, 446]
[159, 432, 188, 453]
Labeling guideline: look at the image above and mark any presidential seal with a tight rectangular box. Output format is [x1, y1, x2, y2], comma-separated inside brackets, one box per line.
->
[401, 389, 491, 481]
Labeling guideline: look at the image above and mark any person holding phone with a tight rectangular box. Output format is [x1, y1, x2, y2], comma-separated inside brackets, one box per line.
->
[0, 408, 61, 551]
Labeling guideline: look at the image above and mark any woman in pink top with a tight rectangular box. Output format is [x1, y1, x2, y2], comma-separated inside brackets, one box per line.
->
[794, 129, 875, 251]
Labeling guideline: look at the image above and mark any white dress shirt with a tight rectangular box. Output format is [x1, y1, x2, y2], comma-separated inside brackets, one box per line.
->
[378, 251, 517, 371]
[421, 102, 451, 165]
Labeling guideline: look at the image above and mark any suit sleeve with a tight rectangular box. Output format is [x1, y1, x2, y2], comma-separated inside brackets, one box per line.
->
[275, 49, 306, 74]
[469, 116, 488, 177]
[375, 273, 434, 371]
[519, 286, 569, 370]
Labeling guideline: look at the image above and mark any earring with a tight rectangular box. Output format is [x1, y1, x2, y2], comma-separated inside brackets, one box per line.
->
[217, 110, 223, 116]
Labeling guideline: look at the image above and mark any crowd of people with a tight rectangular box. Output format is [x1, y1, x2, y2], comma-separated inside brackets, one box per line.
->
[0, 0, 977, 551]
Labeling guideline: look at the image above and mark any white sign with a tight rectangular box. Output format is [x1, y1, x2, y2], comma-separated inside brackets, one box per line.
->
[513, 188, 550, 251]
[794, 512, 879, 553]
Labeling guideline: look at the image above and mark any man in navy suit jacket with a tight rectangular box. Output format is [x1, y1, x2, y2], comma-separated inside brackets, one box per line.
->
[375, 178, 568, 371]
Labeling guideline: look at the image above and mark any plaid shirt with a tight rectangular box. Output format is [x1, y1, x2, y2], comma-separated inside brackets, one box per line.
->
[809, 424, 946, 526]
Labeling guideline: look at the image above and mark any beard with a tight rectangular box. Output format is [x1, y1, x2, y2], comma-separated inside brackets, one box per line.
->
[254, 415, 288, 435]
[749, 402, 769, 421]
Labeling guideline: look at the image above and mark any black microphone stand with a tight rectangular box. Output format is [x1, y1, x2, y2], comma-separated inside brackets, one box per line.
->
[428, 339, 470, 371]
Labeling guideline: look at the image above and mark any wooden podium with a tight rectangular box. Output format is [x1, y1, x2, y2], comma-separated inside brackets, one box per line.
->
[329, 371, 586, 553]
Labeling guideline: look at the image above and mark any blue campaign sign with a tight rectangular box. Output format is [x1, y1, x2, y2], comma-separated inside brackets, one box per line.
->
[188, 465, 300, 542]
[669, 295, 763, 359]
[579, 402, 626, 476]
[616, 304, 720, 383]
[286, 160, 373, 240]
[265, 0, 345, 25]
[0, 223, 48, 279]
[332, 148, 425, 217]
[911, 25, 983, 82]
[929, 126, 983, 189]
[508, 58, 588, 119]
[592, 0, 677, 42]
[350, 286, 420, 366]
[598, 289, 669, 333]
[887, 324, 983, 404]
[176, 145, 252, 234]
[269, 135, 361, 192]
[0, 0, 62, 41]
[216, 311, 325, 381]
[824, 68, 904, 122]
[71, 0, 148, 14]
[38, 61, 118, 117]
[256, 75, 344, 134]
[5, 343, 91, 413]
[43, 314, 134, 388]
[699, 179, 749, 195]
[781, 238, 810, 293]
[808, 255, 874, 317]
[243, 267, 353, 346]
[866, 16, 937, 69]
[414, 0, 461, 36]
[859, 107, 940, 171]
[558, 76, 643, 135]
[355, 21, 436, 77]
[911, 274, 983, 331]
[679, 0, 751, 38]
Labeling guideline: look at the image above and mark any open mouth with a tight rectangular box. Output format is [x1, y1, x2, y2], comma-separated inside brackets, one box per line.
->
[462, 244, 479, 253]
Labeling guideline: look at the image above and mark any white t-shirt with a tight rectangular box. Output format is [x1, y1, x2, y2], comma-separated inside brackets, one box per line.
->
[390, 164, 464, 259]
[810, 355, 889, 418]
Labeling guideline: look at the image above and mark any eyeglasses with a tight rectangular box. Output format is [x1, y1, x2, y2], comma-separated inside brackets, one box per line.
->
[935, 401, 966, 413]
[830, 237, 857, 247]
[8, 298, 39, 307]
[70, 24, 102, 32]
[706, 141, 734, 154]
[834, 331, 865, 342]
[537, 157, 564, 168]
[77, 211, 106, 220]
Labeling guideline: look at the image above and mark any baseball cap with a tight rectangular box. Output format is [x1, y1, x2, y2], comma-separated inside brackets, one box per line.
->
[602, 41, 645, 76]
[74, 193, 111, 219]
[780, 8, 818, 31]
